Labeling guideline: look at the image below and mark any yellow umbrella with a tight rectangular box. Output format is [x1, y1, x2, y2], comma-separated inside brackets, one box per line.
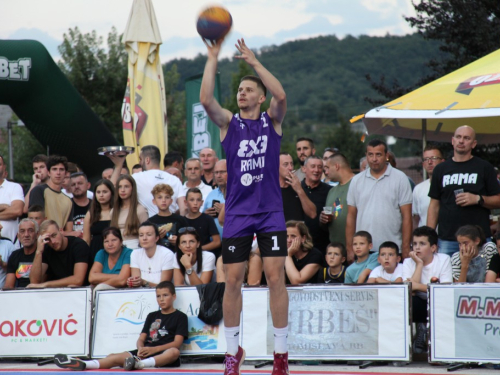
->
[121, 0, 167, 167]
[360, 48, 500, 145]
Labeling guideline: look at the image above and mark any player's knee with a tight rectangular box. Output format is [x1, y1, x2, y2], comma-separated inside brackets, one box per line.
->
[264, 271, 284, 287]
[169, 347, 180, 359]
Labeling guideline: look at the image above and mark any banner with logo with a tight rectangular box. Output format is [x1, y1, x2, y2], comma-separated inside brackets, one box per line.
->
[0, 288, 91, 357]
[91, 287, 226, 358]
[429, 284, 500, 364]
[241, 285, 411, 361]
[185, 73, 224, 159]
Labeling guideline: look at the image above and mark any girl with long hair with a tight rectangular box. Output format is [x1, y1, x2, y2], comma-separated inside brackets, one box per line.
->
[110, 175, 148, 249]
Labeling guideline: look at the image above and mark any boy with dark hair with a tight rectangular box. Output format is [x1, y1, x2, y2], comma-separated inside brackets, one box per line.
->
[317, 242, 346, 283]
[344, 231, 379, 284]
[403, 226, 452, 353]
[55, 281, 188, 370]
[27, 205, 46, 226]
[367, 241, 403, 283]
[184, 188, 221, 257]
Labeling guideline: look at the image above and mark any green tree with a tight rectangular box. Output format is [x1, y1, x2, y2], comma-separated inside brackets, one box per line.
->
[324, 118, 365, 170]
[58, 26, 128, 142]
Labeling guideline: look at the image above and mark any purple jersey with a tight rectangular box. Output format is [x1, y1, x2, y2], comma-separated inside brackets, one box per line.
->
[222, 112, 283, 215]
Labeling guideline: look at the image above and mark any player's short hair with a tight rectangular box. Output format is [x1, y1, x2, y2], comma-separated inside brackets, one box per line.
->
[412, 226, 438, 247]
[367, 139, 387, 153]
[163, 151, 183, 168]
[296, 137, 315, 149]
[46, 155, 68, 171]
[240, 75, 267, 97]
[151, 183, 174, 197]
[328, 153, 349, 168]
[70, 171, 88, 181]
[28, 205, 45, 215]
[353, 230, 372, 244]
[186, 187, 202, 200]
[327, 242, 347, 258]
[423, 143, 444, 158]
[141, 145, 161, 165]
[379, 241, 400, 255]
[39, 220, 59, 233]
[156, 280, 176, 294]
[32, 154, 48, 164]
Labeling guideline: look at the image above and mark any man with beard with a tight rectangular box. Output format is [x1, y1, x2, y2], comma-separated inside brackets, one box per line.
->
[68, 172, 91, 237]
[5, 219, 38, 288]
[294, 137, 316, 181]
[347, 139, 413, 259]
[428, 125, 500, 256]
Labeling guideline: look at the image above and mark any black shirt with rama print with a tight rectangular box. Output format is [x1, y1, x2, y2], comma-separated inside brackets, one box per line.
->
[141, 309, 188, 347]
[6, 248, 36, 288]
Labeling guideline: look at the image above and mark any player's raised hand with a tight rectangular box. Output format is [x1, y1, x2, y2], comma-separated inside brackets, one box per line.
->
[235, 38, 258, 66]
[202, 37, 224, 59]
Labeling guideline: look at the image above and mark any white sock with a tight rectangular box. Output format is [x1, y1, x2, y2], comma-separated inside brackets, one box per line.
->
[141, 357, 155, 368]
[83, 360, 100, 369]
[225, 326, 240, 356]
[274, 326, 288, 354]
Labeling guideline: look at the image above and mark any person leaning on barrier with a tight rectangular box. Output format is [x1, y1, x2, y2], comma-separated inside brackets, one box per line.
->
[27, 219, 90, 288]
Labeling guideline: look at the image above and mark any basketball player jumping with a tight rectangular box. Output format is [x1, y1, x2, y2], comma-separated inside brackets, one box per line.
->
[200, 38, 289, 375]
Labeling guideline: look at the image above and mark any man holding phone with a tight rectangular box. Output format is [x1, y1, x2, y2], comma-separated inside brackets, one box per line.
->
[203, 160, 227, 239]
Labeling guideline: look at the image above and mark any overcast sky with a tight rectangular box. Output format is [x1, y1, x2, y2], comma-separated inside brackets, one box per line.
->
[1, 0, 417, 62]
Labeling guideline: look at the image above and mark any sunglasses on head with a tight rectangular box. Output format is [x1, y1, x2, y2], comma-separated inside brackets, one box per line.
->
[178, 227, 196, 234]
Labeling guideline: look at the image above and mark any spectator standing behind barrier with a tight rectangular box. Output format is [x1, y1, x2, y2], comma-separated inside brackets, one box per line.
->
[412, 145, 445, 228]
[451, 225, 497, 282]
[427, 125, 500, 257]
[279, 153, 316, 222]
[178, 158, 213, 215]
[316, 242, 347, 283]
[54, 281, 188, 371]
[5, 219, 38, 288]
[68, 172, 91, 238]
[203, 160, 228, 239]
[367, 241, 403, 283]
[173, 227, 215, 286]
[30, 155, 74, 232]
[88, 227, 132, 290]
[403, 226, 452, 354]
[346, 139, 413, 259]
[321, 147, 339, 186]
[294, 137, 316, 181]
[128, 221, 174, 288]
[23, 154, 49, 214]
[386, 151, 415, 191]
[320, 153, 354, 255]
[27, 220, 90, 288]
[200, 148, 219, 188]
[110, 175, 148, 249]
[163, 151, 184, 176]
[284, 221, 323, 284]
[83, 180, 114, 267]
[344, 231, 379, 284]
[301, 156, 332, 254]
[0, 155, 25, 243]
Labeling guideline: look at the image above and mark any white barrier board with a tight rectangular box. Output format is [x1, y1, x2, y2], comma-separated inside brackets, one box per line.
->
[429, 283, 500, 364]
[91, 287, 226, 358]
[0, 288, 91, 357]
[241, 284, 411, 360]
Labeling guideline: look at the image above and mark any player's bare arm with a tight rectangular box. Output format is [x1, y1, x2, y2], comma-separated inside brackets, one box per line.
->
[235, 38, 287, 133]
[200, 38, 232, 138]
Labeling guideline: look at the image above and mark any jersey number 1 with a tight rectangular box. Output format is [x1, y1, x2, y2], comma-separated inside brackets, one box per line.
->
[271, 236, 280, 251]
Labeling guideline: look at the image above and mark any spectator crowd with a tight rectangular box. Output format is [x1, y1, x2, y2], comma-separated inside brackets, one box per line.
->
[1, 125, 500, 356]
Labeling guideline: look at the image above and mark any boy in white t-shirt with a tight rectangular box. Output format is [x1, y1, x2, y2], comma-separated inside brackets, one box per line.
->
[403, 226, 452, 354]
[367, 241, 403, 283]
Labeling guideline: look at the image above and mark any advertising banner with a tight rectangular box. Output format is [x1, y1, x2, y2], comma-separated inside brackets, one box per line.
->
[185, 73, 223, 159]
[0, 288, 91, 357]
[241, 285, 411, 361]
[91, 287, 226, 358]
[430, 284, 500, 364]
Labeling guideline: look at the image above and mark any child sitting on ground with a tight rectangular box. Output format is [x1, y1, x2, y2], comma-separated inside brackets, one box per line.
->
[317, 242, 347, 283]
[344, 231, 379, 284]
[54, 281, 188, 371]
[367, 241, 403, 283]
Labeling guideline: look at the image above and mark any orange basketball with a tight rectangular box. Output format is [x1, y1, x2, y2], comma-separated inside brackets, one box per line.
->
[197, 6, 233, 41]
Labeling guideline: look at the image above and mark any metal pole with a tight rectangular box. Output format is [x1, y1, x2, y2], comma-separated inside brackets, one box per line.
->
[422, 119, 427, 180]
[7, 121, 14, 180]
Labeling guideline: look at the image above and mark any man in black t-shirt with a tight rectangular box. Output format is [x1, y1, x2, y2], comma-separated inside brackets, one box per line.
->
[5, 219, 38, 288]
[428, 126, 500, 256]
[69, 172, 91, 237]
[279, 153, 316, 222]
[27, 220, 90, 288]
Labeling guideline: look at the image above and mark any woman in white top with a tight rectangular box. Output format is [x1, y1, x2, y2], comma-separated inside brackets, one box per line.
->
[128, 221, 174, 288]
[110, 175, 148, 249]
[173, 227, 215, 286]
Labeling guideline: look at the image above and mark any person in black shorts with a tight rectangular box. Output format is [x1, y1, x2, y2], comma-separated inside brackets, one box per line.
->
[54, 281, 188, 371]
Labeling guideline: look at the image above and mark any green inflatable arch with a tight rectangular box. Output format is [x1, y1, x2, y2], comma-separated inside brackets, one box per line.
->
[0, 39, 118, 179]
